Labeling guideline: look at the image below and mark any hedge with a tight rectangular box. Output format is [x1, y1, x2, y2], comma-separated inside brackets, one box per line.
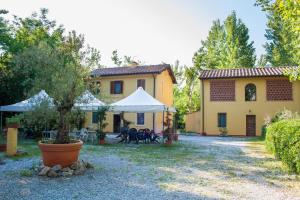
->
[266, 119, 300, 174]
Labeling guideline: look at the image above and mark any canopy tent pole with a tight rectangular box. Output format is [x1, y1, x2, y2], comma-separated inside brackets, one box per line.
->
[0, 111, 2, 134]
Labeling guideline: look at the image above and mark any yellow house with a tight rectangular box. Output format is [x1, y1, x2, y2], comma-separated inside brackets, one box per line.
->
[186, 67, 300, 136]
[86, 64, 176, 133]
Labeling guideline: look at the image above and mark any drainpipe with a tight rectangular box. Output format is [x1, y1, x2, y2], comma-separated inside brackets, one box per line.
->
[152, 75, 156, 131]
[201, 79, 205, 134]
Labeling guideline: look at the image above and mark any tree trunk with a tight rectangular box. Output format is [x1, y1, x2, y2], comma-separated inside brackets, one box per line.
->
[56, 108, 70, 144]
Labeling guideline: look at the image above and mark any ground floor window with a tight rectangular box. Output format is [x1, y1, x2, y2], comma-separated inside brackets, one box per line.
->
[218, 113, 227, 127]
[92, 112, 98, 123]
[137, 113, 145, 125]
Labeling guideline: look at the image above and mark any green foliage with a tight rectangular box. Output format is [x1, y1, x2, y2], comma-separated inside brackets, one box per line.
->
[20, 169, 34, 177]
[110, 49, 142, 66]
[111, 49, 122, 66]
[6, 115, 21, 126]
[0, 9, 65, 106]
[67, 108, 86, 130]
[19, 101, 58, 138]
[256, 0, 300, 78]
[95, 106, 109, 139]
[264, 108, 298, 126]
[172, 61, 200, 129]
[193, 11, 256, 70]
[266, 119, 300, 174]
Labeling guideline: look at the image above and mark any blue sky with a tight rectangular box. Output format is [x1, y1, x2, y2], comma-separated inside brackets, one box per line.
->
[2, 0, 267, 67]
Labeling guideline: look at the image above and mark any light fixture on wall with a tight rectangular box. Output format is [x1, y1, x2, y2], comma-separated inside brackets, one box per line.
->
[249, 109, 252, 114]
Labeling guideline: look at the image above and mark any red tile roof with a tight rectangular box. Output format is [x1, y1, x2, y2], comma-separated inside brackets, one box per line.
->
[199, 67, 299, 79]
[91, 64, 177, 83]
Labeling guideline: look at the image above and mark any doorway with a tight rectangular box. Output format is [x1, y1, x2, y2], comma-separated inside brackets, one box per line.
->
[246, 115, 256, 136]
[113, 114, 121, 133]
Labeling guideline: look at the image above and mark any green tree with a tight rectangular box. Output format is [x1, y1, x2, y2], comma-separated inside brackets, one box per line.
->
[14, 31, 100, 143]
[111, 49, 122, 66]
[172, 61, 200, 129]
[193, 11, 256, 70]
[256, 0, 300, 78]
[0, 9, 64, 106]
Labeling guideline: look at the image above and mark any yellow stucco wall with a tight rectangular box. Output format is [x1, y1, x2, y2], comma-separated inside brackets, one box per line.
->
[185, 111, 201, 133]
[199, 77, 300, 136]
[87, 70, 174, 133]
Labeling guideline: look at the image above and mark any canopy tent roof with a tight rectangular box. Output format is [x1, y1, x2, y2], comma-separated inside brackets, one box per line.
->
[74, 90, 106, 111]
[0, 90, 54, 112]
[110, 87, 176, 113]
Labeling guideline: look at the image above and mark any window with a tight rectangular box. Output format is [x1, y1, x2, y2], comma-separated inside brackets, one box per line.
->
[110, 81, 123, 94]
[92, 112, 98, 123]
[245, 84, 256, 101]
[210, 80, 235, 101]
[218, 113, 227, 128]
[137, 113, 145, 125]
[137, 79, 145, 89]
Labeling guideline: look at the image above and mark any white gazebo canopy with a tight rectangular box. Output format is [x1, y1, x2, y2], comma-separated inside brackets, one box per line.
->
[0, 90, 54, 112]
[110, 87, 176, 113]
[74, 90, 106, 111]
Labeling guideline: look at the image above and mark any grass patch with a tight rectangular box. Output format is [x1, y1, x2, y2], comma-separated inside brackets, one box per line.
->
[20, 169, 34, 177]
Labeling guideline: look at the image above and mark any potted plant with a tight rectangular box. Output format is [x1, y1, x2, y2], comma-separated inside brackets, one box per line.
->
[219, 127, 228, 137]
[163, 111, 174, 145]
[6, 116, 21, 128]
[18, 31, 101, 167]
[0, 129, 7, 152]
[95, 106, 109, 145]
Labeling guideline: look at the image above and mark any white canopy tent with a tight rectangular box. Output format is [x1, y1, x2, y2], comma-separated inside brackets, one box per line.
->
[0, 90, 53, 112]
[0, 90, 54, 132]
[110, 87, 176, 133]
[110, 87, 176, 113]
[74, 90, 106, 111]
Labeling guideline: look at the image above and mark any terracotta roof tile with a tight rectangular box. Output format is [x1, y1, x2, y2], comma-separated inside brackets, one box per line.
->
[91, 64, 177, 83]
[199, 67, 299, 79]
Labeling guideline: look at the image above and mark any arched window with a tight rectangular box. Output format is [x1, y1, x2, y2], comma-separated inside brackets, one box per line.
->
[245, 84, 256, 101]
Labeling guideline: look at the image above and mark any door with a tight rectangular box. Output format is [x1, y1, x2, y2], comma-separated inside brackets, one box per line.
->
[113, 114, 121, 133]
[246, 115, 256, 136]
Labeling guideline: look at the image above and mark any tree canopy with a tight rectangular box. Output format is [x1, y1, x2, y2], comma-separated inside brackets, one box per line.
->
[193, 11, 256, 70]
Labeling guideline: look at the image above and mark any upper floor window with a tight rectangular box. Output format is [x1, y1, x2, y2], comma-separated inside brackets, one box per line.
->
[266, 80, 293, 101]
[245, 84, 256, 101]
[210, 80, 235, 101]
[137, 79, 146, 90]
[110, 81, 123, 94]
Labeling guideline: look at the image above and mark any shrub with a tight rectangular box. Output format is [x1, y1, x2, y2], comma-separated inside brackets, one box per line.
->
[266, 119, 300, 174]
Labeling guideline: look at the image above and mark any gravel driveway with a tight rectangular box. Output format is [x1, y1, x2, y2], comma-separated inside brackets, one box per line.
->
[0, 135, 299, 200]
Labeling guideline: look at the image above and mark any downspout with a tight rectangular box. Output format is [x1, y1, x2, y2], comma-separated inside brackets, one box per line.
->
[152, 75, 156, 131]
[201, 79, 205, 134]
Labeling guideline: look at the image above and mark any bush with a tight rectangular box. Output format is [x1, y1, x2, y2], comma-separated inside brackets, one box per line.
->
[266, 119, 300, 174]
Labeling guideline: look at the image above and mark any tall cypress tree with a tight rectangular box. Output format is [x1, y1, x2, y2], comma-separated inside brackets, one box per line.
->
[193, 11, 256, 70]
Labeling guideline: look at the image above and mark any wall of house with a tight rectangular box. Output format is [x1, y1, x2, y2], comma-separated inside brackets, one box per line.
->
[185, 111, 201, 133]
[200, 77, 300, 136]
[86, 70, 174, 133]
[154, 70, 174, 133]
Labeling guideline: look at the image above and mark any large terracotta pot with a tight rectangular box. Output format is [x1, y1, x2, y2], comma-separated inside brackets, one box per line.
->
[38, 140, 83, 167]
[0, 144, 7, 152]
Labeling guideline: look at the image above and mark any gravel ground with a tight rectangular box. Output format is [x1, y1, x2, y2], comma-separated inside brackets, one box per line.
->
[0, 135, 299, 200]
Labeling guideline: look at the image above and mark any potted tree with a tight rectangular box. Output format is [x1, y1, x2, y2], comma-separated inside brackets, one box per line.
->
[95, 106, 109, 145]
[163, 111, 174, 145]
[16, 31, 101, 167]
